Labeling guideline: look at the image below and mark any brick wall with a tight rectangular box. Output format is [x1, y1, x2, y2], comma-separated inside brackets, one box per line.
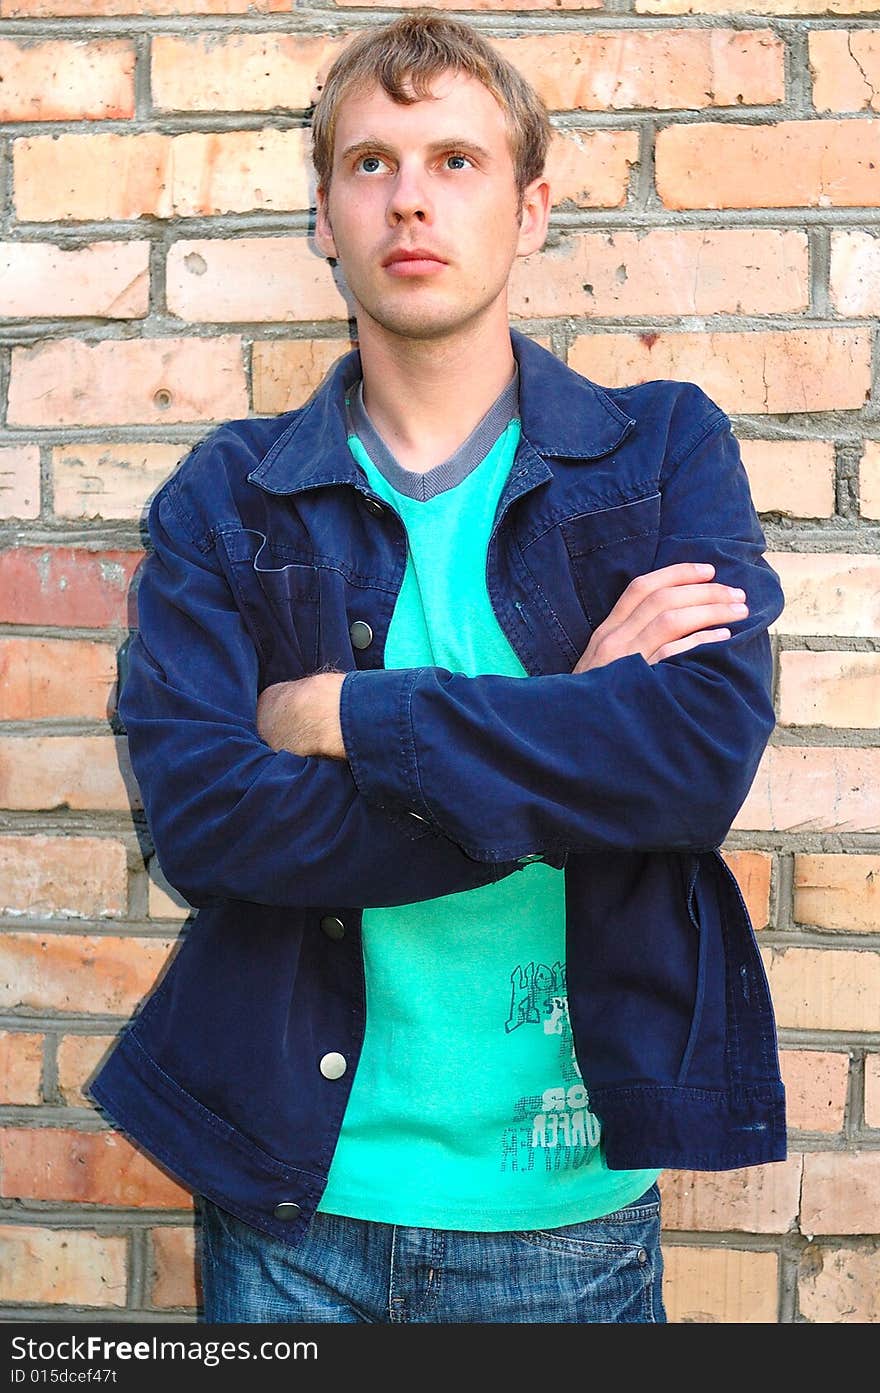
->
[0, 1, 878, 1325]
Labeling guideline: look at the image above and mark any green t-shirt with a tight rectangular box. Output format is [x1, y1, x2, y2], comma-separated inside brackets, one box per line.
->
[318, 373, 659, 1229]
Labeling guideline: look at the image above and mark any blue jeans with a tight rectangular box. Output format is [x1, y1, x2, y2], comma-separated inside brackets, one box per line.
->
[197, 1184, 665, 1324]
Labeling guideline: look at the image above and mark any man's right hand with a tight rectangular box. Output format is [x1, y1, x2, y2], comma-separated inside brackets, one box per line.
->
[573, 563, 749, 674]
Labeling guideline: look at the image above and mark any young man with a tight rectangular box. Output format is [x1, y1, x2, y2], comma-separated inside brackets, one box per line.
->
[89, 12, 786, 1324]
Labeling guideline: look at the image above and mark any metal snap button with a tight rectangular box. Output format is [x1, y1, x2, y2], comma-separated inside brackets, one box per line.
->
[319, 1051, 347, 1080]
[273, 1201, 302, 1221]
[517, 853, 543, 864]
[320, 915, 345, 941]
[364, 497, 384, 517]
[349, 620, 373, 650]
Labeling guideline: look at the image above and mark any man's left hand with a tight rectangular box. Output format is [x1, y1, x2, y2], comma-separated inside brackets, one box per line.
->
[256, 672, 347, 760]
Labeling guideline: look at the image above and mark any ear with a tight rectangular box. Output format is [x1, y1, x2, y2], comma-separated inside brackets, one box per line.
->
[515, 175, 552, 259]
[315, 185, 339, 260]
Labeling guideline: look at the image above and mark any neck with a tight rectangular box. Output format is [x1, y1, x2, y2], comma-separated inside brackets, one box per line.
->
[354, 314, 516, 472]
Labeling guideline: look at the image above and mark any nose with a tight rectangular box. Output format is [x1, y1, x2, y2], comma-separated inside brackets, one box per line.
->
[386, 159, 432, 225]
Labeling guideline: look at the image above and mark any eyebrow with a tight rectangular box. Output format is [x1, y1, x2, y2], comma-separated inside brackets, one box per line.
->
[339, 136, 494, 166]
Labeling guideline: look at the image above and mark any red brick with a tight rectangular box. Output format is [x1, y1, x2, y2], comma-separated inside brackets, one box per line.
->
[779, 651, 880, 728]
[799, 1244, 880, 1323]
[0, 241, 148, 319]
[794, 855, 880, 933]
[738, 439, 836, 519]
[0, 445, 40, 520]
[830, 229, 880, 315]
[664, 1247, 779, 1323]
[809, 30, 880, 112]
[500, 30, 784, 111]
[719, 849, 772, 930]
[0, 1225, 126, 1307]
[0, 547, 141, 628]
[0, 1128, 191, 1208]
[861, 440, 880, 520]
[638, 0, 879, 11]
[166, 237, 345, 324]
[0, 737, 139, 811]
[865, 1054, 880, 1128]
[3, 1, 289, 12]
[660, 1159, 802, 1233]
[149, 1226, 199, 1310]
[0, 835, 126, 918]
[780, 1050, 850, 1134]
[568, 328, 871, 414]
[737, 747, 880, 836]
[148, 859, 192, 922]
[8, 337, 247, 427]
[656, 119, 880, 209]
[0, 933, 174, 1015]
[0, 636, 117, 720]
[510, 229, 807, 318]
[767, 553, 880, 636]
[53, 444, 182, 522]
[151, 32, 344, 113]
[252, 337, 356, 416]
[0, 39, 134, 122]
[546, 129, 639, 209]
[57, 1035, 117, 1107]
[761, 945, 880, 1033]
[0, 1031, 42, 1105]
[801, 1151, 880, 1234]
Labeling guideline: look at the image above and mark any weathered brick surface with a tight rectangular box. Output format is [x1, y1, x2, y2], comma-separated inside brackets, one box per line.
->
[720, 849, 772, 930]
[0, 932, 174, 1015]
[735, 747, 880, 835]
[779, 1050, 850, 1134]
[0, 40, 134, 123]
[0, 241, 149, 320]
[52, 444, 183, 522]
[149, 1226, 199, 1310]
[545, 129, 639, 209]
[252, 337, 357, 416]
[0, 835, 127, 918]
[767, 553, 880, 637]
[801, 1152, 880, 1235]
[568, 329, 872, 413]
[0, 636, 118, 720]
[659, 1160, 802, 1234]
[0, 1031, 43, 1105]
[738, 439, 836, 519]
[859, 440, 880, 520]
[8, 337, 247, 427]
[151, 33, 345, 113]
[761, 945, 880, 1033]
[0, 1225, 127, 1307]
[0, 548, 141, 629]
[0, 1129, 191, 1208]
[0, 445, 40, 520]
[637, 0, 878, 10]
[830, 230, 880, 316]
[166, 237, 346, 324]
[0, 737, 139, 812]
[57, 1035, 118, 1107]
[778, 651, 880, 728]
[148, 859, 193, 922]
[3, 1, 291, 12]
[809, 30, 880, 112]
[865, 1054, 880, 1129]
[798, 1245, 880, 1323]
[664, 1246, 779, 1323]
[794, 855, 880, 933]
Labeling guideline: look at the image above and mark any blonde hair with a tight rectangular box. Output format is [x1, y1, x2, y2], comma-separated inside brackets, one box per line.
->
[310, 9, 553, 214]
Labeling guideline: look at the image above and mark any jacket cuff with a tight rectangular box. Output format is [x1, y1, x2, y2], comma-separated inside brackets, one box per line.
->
[340, 667, 435, 827]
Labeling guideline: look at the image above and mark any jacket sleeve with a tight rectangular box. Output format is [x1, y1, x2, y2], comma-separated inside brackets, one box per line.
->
[119, 485, 516, 909]
[339, 409, 784, 862]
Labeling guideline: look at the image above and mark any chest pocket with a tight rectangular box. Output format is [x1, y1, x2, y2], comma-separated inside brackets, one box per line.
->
[560, 491, 661, 630]
[220, 528, 320, 684]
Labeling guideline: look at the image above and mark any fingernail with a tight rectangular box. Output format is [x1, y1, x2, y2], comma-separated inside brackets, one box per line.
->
[697, 564, 715, 575]
[731, 603, 749, 616]
[728, 588, 746, 601]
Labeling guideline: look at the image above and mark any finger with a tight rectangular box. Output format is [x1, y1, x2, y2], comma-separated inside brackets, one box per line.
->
[609, 563, 718, 625]
[647, 627, 732, 665]
[631, 583, 746, 627]
[641, 600, 748, 652]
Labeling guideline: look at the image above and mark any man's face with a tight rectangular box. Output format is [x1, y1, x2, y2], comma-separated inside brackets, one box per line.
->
[314, 69, 549, 342]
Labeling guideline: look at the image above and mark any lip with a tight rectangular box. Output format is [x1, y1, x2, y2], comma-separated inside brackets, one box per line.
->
[383, 249, 447, 270]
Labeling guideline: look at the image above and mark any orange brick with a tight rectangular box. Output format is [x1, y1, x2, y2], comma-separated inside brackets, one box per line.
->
[657, 120, 880, 209]
[8, 337, 247, 427]
[252, 337, 355, 416]
[0, 241, 148, 319]
[865, 1054, 880, 1128]
[499, 30, 784, 111]
[57, 1035, 117, 1106]
[638, 0, 879, 11]
[0, 932, 174, 1015]
[780, 1050, 850, 1134]
[737, 747, 880, 835]
[810, 30, 880, 112]
[0, 1128, 191, 1208]
[0, 636, 117, 720]
[0, 548, 142, 629]
[151, 32, 344, 113]
[0, 736, 139, 812]
[798, 1244, 880, 1323]
[148, 859, 192, 922]
[720, 849, 772, 930]
[166, 237, 345, 324]
[53, 444, 182, 521]
[664, 1246, 779, 1323]
[0, 835, 127, 917]
[0, 1032, 42, 1105]
[779, 651, 880, 728]
[794, 854, 880, 933]
[738, 440, 836, 519]
[0, 1225, 126, 1307]
[768, 553, 880, 637]
[545, 129, 639, 209]
[3, 1, 289, 12]
[150, 1226, 199, 1310]
[510, 229, 807, 318]
[0, 39, 134, 122]
[830, 230, 880, 315]
[861, 440, 880, 519]
[659, 1159, 802, 1233]
[568, 328, 871, 414]
[801, 1151, 880, 1234]
[761, 945, 880, 1033]
[0, 445, 40, 520]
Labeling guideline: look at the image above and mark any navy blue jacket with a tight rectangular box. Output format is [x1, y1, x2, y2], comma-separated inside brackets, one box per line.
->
[90, 328, 787, 1245]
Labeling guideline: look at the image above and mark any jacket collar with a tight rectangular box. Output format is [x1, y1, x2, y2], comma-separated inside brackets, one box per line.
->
[248, 326, 635, 496]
